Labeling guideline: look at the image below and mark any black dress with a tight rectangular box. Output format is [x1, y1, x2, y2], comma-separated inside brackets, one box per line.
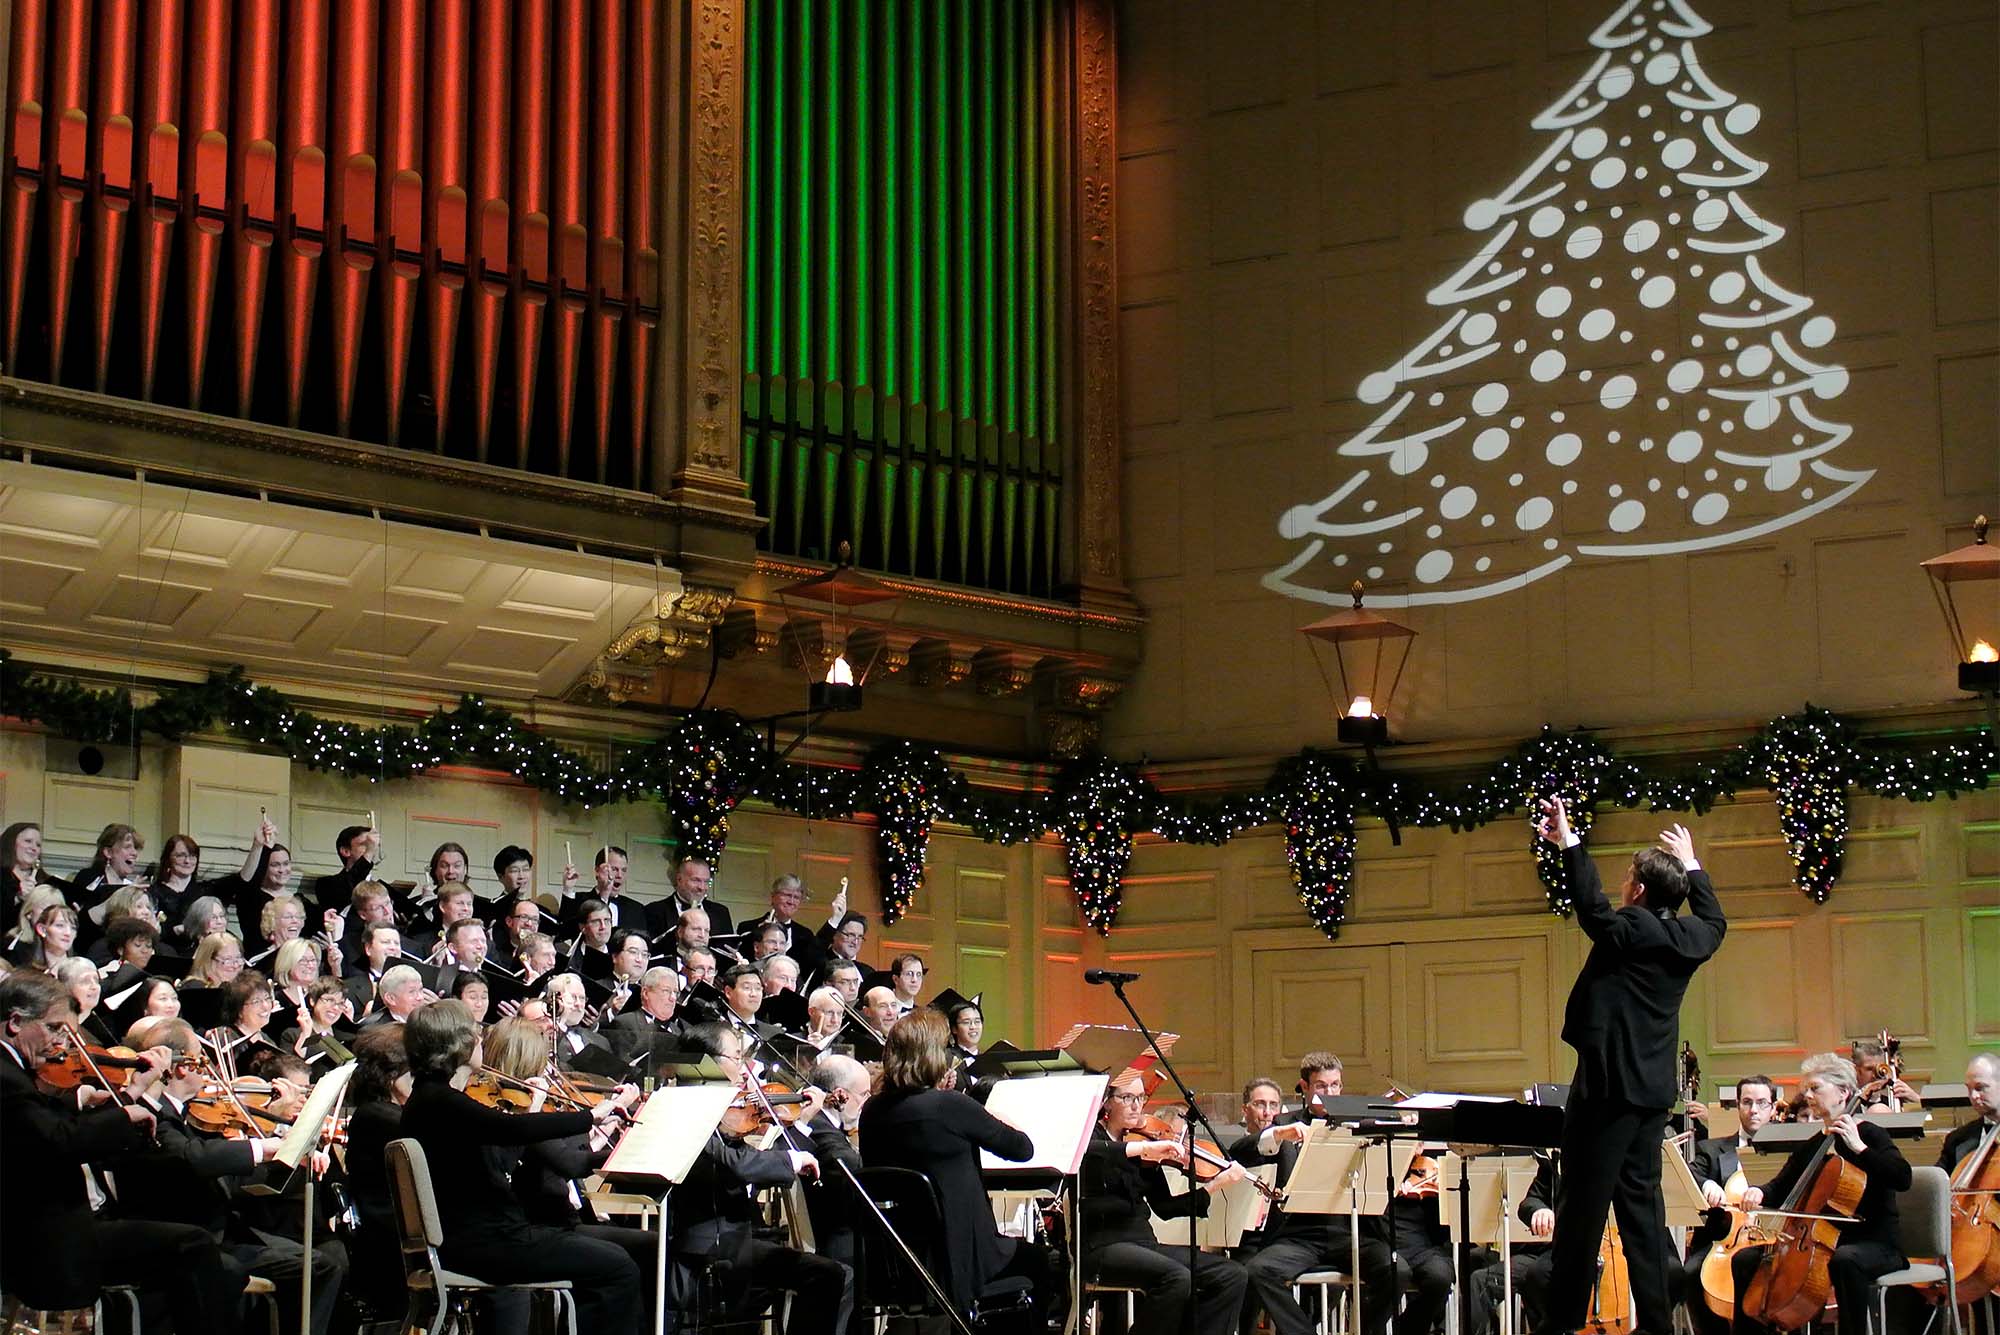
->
[341, 1099, 405, 1313]
[399, 1076, 644, 1335]
[1081, 1125, 1248, 1335]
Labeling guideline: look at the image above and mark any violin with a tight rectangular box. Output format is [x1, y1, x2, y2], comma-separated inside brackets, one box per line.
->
[1120, 1112, 1284, 1203]
[1398, 1153, 1441, 1200]
[1738, 1087, 1870, 1330]
[37, 1042, 156, 1091]
[464, 1068, 594, 1113]
[184, 1083, 290, 1138]
[720, 1082, 845, 1139]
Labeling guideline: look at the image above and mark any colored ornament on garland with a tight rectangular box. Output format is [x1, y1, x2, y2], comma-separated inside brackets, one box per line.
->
[1760, 708, 1851, 902]
[1521, 728, 1615, 915]
[1278, 753, 1359, 939]
[867, 742, 950, 924]
[1057, 758, 1147, 933]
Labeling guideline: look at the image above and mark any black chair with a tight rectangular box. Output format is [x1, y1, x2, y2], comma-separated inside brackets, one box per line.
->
[851, 1166, 1035, 1335]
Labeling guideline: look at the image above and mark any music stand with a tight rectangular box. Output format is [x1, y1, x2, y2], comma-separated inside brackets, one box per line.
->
[272, 1060, 359, 1335]
[601, 1082, 739, 1335]
[1441, 1153, 1540, 1335]
[1284, 1126, 1414, 1317]
[1661, 1143, 1711, 1233]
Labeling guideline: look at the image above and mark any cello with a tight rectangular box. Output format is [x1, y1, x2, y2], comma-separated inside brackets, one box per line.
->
[1737, 1086, 1869, 1331]
[1939, 1125, 2000, 1306]
[1583, 1219, 1633, 1335]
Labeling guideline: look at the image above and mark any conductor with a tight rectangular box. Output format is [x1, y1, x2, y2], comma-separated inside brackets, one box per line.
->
[1536, 798, 1725, 1335]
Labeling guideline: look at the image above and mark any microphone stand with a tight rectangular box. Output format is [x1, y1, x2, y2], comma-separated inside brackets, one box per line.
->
[1102, 977, 1214, 1335]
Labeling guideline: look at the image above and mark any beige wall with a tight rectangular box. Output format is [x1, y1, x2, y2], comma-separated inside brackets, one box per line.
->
[1108, 0, 1999, 760]
[9, 729, 1993, 1103]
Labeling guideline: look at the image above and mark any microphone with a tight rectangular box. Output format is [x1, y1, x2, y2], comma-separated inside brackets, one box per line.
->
[1083, 968, 1141, 986]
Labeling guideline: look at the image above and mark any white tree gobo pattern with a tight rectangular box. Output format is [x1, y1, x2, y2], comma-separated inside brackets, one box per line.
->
[1266, 0, 1872, 609]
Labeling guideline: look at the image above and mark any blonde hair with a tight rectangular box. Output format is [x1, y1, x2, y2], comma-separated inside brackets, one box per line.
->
[101, 884, 156, 923]
[260, 894, 307, 940]
[482, 1016, 554, 1082]
[188, 931, 244, 985]
[274, 938, 319, 985]
[13, 886, 65, 940]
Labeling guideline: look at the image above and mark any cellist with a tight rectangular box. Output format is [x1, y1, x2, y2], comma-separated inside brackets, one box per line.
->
[1731, 1053, 1911, 1335]
[1938, 1052, 1998, 1176]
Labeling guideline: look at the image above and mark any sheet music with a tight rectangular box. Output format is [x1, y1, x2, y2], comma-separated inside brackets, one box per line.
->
[275, 1060, 357, 1170]
[1661, 1143, 1709, 1229]
[980, 1071, 1109, 1174]
[1441, 1153, 1542, 1246]
[602, 1084, 738, 1185]
[1152, 1164, 1278, 1247]
[1395, 1092, 1511, 1109]
[1053, 1024, 1175, 1080]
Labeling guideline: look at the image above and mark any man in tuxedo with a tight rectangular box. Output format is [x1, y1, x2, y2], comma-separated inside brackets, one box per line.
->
[1233, 1051, 1397, 1335]
[1680, 1073, 1778, 1334]
[743, 875, 829, 977]
[310, 825, 379, 915]
[608, 967, 685, 1042]
[0, 971, 237, 1328]
[1939, 1051, 1998, 1173]
[1538, 798, 1725, 1335]
[646, 856, 733, 940]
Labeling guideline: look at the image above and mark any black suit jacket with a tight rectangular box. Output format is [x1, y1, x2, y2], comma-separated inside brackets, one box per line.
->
[745, 910, 827, 976]
[644, 894, 735, 941]
[1692, 1134, 1744, 1192]
[310, 856, 376, 915]
[859, 1086, 1035, 1309]
[0, 1046, 153, 1307]
[672, 1130, 799, 1261]
[1937, 1116, 1997, 1174]
[1560, 841, 1725, 1108]
[105, 1096, 261, 1238]
[1228, 1111, 1384, 1250]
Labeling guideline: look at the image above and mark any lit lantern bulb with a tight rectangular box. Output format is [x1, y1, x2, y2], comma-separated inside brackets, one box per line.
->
[1970, 639, 1998, 664]
[825, 654, 855, 685]
[1346, 694, 1375, 719]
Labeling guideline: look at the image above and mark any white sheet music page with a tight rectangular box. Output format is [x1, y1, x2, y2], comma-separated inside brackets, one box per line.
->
[603, 1084, 738, 1185]
[980, 1072, 1109, 1174]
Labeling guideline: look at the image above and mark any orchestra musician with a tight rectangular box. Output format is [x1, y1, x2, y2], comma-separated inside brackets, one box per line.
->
[1680, 1073, 1780, 1333]
[1851, 1035, 1921, 1112]
[859, 1007, 1061, 1320]
[1940, 1051, 1999, 1172]
[1536, 798, 1724, 1335]
[1730, 1052, 1911, 1335]
[399, 997, 646, 1333]
[109, 1016, 349, 1335]
[1233, 1051, 1398, 1335]
[802, 1052, 873, 1335]
[1086, 1071, 1251, 1335]
[340, 1025, 412, 1315]
[0, 971, 237, 1331]
[673, 1020, 848, 1335]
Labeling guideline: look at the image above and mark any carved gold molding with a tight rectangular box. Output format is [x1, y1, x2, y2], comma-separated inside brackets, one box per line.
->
[1072, 0, 1124, 598]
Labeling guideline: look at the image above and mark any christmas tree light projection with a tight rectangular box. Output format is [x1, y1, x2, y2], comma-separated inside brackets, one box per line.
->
[1266, 0, 1871, 609]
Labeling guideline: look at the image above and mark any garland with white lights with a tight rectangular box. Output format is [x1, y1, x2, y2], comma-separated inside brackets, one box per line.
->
[2, 650, 1992, 932]
[1521, 729, 1614, 914]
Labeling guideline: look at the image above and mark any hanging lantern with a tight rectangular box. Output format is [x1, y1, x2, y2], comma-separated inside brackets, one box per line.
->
[776, 541, 903, 712]
[1920, 515, 2000, 695]
[1299, 581, 1417, 747]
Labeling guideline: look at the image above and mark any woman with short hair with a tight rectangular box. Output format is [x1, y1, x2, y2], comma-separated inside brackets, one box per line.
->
[1730, 1052, 1912, 1334]
[56, 956, 115, 1045]
[398, 999, 645, 1334]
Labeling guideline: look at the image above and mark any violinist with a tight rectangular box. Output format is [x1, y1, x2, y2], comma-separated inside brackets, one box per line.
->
[1731, 1053, 1911, 1335]
[674, 1019, 849, 1335]
[801, 1051, 872, 1332]
[480, 1016, 661, 1333]
[1236, 1052, 1398, 1335]
[1851, 1036, 1920, 1113]
[340, 1025, 412, 1314]
[399, 997, 647, 1334]
[109, 1016, 349, 1335]
[1681, 1073, 1780, 1329]
[1939, 1051, 1998, 1173]
[1086, 1073, 1251, 1335]
[1389, 1146, 1457, 1335]
[0, 971, 237, 1330]
[861, 1008, 1058, 1320]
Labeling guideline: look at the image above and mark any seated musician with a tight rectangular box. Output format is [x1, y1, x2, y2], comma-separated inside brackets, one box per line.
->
[111, 1016, 349, 1335]
[1939, 1051, 1998, 1172]
[399, 997, 646, 1334]
[1680, 1074, 1779, 1335]
[339, 1025, 411, 1316]
[1849, 1036, 1920, 1112]
[1730, 1053, 1911, 1335]
[1232, 1050, 1397, 1335]
[480, 1016, 660, 1333]
[859, 1007, 1061, 1320]
[1087, 1072, 1250, 1335]
[1, 971, 238, 1330]
[1467, 1150, 1557, 1335]
[802, 1051, 872, 1297]
[674, 1019, 848, 1335]
[1388, 1149, 1456, 1335]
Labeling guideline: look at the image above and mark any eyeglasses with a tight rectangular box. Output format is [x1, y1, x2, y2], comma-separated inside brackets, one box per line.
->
[1110, 1093, 1147, 1105]
[1738, 1098, 1775, 1109]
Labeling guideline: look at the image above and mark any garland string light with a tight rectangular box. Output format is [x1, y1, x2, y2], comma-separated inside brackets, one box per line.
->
[2, 651, 1991, 927]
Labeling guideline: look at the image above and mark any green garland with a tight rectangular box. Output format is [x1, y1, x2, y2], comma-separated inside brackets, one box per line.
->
[3, 650, 1992, 933]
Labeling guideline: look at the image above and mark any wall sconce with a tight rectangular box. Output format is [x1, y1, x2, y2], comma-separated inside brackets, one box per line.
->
[1920, 515, 1999, 696]
[1299, 581, 1417, 748]
[776, 541, 902, 713]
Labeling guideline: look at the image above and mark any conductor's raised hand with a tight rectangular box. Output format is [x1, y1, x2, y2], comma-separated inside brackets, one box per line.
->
[1534, 797, 1572, 847]
[1659, 824, 1697, 869]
